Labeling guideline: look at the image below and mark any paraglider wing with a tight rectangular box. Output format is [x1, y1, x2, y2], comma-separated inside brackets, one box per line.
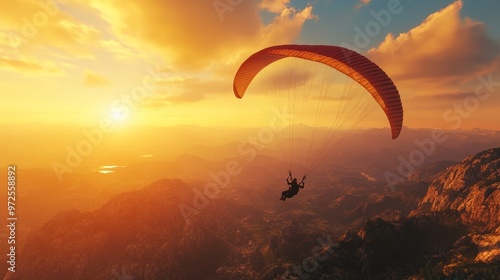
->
[233, 45, 403, 139]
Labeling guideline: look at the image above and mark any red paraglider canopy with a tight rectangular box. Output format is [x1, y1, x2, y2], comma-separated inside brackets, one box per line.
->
[233, 44, 403, 139]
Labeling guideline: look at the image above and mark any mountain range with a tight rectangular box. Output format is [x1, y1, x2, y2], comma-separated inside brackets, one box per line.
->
[3, 147, 499, 279]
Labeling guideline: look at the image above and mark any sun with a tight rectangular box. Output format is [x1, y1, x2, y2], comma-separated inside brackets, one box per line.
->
[111, 110, 128, 122]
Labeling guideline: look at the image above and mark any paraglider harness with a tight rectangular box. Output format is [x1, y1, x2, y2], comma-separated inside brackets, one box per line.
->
[287, 171, 305, 195]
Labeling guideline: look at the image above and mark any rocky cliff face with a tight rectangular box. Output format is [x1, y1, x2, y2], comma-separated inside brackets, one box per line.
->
[278, 148, 500, 279]
[411, 148, 500, 266]
[412, 148, 500, 233]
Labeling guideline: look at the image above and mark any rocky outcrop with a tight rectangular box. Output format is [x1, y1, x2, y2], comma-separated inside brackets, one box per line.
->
[269, 221, 303, 258]
[277, 148, 500, 279]
[276, 213, 497, 279]
[412, 148, 500, 232]
[406, 160, 457, 183]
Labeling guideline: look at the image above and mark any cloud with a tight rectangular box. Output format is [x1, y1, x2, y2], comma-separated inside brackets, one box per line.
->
[0, 31, 22, 50]
[0, 0, 101, 58]
[255, 68, 314, 93]
[401, 89, 500, 130]
[100, 39, 137, 61]
[142, 92, 206, 108]
[355, 0, 371, 10]
[259, 0, 290, 13]
[89, 0, 315, 70]
[84, 70, 110, 87]
[141, 99, 171, 109]
[0, 56, 63, 74]
[259, 5, 317, 46]
[411, 92, 473, 102]
[417, 87, 497, 101]
[90, 0, 259, 70]
[162, 91, 206, 104]
[368, 1, 500, 88]
[85, 0, 316, 106]
[406, 91, 473, 109]
[146, 75, 227, 106]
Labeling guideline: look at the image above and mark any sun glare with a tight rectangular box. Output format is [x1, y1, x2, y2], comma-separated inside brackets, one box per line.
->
[111, 110, 128, 122]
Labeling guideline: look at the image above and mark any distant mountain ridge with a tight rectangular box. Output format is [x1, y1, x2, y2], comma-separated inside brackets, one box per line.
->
[1, 123, 499, 168]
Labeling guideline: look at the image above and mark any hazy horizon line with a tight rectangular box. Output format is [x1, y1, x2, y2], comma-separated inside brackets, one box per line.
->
[0, 122, 499, 132]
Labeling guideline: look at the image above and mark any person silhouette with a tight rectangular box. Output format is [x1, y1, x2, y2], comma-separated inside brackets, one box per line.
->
[280, 176, 304, 201]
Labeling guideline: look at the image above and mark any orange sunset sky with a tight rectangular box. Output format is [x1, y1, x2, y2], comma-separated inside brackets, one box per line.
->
[1, 0, 499, 130]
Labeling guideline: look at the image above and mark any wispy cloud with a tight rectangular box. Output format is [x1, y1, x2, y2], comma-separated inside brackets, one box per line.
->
[368, 1, 500, 89]
[355, 0, 371, 10]
[0, 0, 100, 58]
[100, 40, 137, 61]
[259, 0, 291, 13]
[84, 70, 110, 87]
[0, 56, 63, 75]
